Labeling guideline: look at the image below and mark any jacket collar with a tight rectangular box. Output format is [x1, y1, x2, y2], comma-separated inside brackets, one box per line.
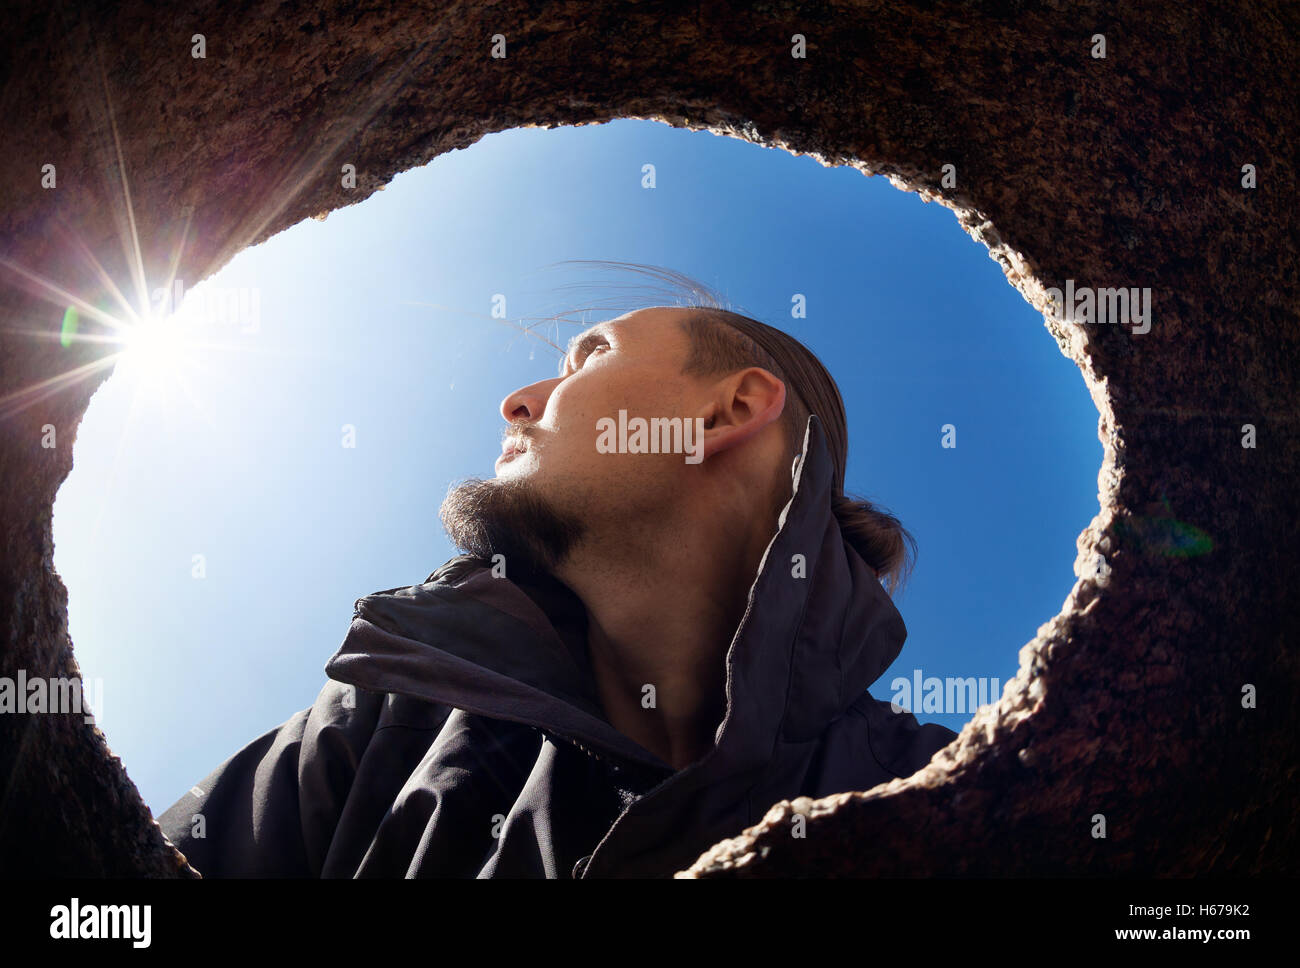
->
[325, 414, 908, 781]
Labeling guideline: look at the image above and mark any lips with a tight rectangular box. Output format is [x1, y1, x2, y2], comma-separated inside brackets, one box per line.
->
[497, 435, 529, 467]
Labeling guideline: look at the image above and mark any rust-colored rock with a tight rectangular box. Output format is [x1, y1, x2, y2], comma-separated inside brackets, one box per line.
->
[0, 1, 1295, 877]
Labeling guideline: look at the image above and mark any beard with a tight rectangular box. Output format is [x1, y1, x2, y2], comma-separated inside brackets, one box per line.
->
[439, 476, 587, 579]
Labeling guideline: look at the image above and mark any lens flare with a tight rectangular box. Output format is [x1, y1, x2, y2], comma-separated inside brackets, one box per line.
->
[117, 313, 184, 382]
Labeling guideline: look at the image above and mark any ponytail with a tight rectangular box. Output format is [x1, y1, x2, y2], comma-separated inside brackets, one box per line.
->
[671, 300, 918, 598]
[831, 493, 916, 599]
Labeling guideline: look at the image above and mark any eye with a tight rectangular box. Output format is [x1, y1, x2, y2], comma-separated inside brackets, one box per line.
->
[573, 337, 609, 370]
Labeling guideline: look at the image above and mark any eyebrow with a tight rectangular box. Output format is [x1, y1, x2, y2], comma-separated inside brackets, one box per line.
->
[559, 326, 609, 376]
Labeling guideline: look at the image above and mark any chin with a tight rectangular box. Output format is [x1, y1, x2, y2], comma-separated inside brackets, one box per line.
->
[439, 473, 585, 575]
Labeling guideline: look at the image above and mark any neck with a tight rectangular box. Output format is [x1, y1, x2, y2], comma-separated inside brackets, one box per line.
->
[555, 503, 774, 771]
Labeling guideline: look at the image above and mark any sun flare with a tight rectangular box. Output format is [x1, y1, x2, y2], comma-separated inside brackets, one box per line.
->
[117, 314, 187, 382]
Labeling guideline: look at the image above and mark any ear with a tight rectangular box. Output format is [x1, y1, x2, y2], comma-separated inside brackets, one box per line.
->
[697, 367, 787, 460]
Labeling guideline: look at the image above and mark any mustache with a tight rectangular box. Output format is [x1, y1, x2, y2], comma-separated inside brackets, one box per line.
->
[501, 426, 534, 448]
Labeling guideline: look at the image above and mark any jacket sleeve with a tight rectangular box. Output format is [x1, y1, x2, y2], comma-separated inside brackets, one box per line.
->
[855, 696, 959, 780]
[155, 678, 384, 877]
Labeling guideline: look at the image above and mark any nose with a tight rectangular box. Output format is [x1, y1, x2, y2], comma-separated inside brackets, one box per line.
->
[499, 377, 560, 424]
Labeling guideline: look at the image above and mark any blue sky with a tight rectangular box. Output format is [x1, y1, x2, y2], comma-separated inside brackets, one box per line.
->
[52, 118, 1102, 817]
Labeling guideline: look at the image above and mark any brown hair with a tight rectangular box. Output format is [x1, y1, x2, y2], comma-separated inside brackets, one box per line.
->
[531, 261, 917, 598]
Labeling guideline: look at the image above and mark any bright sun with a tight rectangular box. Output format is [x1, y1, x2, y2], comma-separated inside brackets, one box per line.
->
[114, 313, 192, 396]
[123, 315, 183, 368]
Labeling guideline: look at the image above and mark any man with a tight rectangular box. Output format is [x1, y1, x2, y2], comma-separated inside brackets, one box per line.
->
[157, 299, 957, 878]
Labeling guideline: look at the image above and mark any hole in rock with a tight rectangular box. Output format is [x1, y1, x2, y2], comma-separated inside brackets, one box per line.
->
[50, 118, 1103, 815]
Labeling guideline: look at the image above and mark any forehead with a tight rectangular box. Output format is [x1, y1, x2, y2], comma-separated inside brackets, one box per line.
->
[559, 307, 690, 373]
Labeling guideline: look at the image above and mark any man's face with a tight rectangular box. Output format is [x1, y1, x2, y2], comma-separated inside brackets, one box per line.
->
[440, 307, 702, 575]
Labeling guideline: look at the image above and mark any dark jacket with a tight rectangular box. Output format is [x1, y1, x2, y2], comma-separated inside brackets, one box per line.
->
[156, 415, 957, 878]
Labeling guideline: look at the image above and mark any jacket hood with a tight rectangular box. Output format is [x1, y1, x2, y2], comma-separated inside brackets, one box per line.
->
[325, 413, 909, 785]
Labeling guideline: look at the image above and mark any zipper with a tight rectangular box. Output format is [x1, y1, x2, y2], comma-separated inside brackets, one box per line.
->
[540, 727, 609, 764]
[540, 726, 670, 786]
[540, 727, 673, 879]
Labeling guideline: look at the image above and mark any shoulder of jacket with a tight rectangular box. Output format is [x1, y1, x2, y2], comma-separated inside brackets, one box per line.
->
[307, 677, 388, 732]
[846, 692, 959, 780]
[422, 555, 490, 585]
[314, 677, 459, 738]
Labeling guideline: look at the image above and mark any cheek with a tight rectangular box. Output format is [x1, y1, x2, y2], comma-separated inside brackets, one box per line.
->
[532, 384, 604, 476]
[545, 381, 600, 441]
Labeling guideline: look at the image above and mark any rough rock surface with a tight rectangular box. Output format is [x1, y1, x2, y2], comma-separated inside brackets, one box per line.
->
[0, 1, 1295, 877]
